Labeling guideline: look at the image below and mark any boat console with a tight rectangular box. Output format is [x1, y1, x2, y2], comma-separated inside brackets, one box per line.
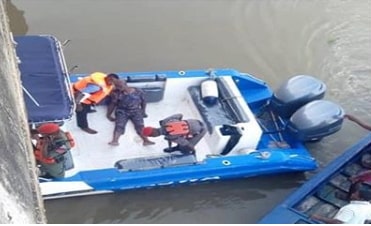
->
[188, 76, 263, 156]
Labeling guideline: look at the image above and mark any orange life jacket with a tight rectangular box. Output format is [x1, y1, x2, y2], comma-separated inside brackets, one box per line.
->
[64, 131, 75, 148]
[34, 138, 55, 164]
[164, 121, 190, 136]
[34, 131, 75, 164]
[72, 72, 114, 105]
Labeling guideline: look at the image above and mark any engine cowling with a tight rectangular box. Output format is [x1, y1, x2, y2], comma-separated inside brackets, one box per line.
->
[271, 75, 326, 118]
[286, 100, 344, 142]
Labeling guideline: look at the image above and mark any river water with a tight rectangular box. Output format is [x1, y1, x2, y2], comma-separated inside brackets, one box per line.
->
[7, 0, 371, 223]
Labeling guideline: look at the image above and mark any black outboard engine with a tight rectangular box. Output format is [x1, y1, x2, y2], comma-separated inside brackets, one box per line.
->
[271, 75, 326, 118]
[286, 100, 345, 142]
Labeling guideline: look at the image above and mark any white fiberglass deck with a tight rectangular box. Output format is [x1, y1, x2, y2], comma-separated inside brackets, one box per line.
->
[63, 77, 212, 177]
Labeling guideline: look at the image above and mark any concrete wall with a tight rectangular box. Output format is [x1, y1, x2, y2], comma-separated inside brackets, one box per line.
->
[0, 0, 46, 223]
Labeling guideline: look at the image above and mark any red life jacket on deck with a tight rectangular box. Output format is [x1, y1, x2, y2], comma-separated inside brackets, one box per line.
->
[164, 121, 190, 136]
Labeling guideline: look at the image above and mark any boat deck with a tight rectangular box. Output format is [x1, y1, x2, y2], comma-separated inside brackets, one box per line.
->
[63, 77, 214, 177]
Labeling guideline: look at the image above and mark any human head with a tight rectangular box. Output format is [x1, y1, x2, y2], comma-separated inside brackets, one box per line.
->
[114, 79, 128, 91]
[37, 123, 60, 135]
[142, 127, 162, 137]
[105, 73, 120, 86]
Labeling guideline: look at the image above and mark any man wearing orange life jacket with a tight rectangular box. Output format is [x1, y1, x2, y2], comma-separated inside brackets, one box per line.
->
[72, 72, 119, 134]
[33, 123, 75, 179]
[142, 113, 206, 154]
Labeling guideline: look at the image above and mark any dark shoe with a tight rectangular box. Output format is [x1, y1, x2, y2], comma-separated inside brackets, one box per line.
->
[81, 127, 97, 134]
[87, 109, 97, 113]
[164, 147, 175, 153]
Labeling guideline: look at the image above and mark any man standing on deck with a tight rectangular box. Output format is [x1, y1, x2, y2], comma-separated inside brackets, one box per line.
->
[72, 72, 119, 134]
[141, 113, 206, 154]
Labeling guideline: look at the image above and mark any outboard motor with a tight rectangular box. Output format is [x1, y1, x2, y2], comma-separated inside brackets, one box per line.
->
[286, 100, 345, 142]
[271, 75, 326, 118]
[201, 70, 219, 106]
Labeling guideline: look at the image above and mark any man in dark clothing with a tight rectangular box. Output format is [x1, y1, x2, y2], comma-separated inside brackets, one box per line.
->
[107, 80, 155, 146]
[142, 113, 206, 154]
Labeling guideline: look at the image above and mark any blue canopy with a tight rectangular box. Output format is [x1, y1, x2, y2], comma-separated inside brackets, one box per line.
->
[15, 35, 74, 123]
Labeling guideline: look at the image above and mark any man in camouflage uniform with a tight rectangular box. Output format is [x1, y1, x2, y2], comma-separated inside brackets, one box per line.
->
[107, 80, 155, 146]
[142, 113, 206, 154]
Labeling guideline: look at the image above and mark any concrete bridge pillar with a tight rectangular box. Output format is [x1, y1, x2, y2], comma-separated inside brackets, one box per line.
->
[0, 0, 46, 223]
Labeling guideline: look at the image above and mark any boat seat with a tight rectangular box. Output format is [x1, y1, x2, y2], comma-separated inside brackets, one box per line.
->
[329, 174, 351, 192]
[124, 74, 167, 103]
[316, 184, 347, 208]
[187, 76, 249, 134]
[102, 74, 167, 105]
[343, 163, 364, 177]
[114, 153, 197, 171]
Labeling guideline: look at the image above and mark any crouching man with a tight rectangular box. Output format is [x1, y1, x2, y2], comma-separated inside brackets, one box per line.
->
[142, 113, 206, 154]
[33, 123, 75, 179]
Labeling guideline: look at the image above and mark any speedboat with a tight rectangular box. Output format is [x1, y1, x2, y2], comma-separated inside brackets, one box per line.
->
[15, 35, 345, 200]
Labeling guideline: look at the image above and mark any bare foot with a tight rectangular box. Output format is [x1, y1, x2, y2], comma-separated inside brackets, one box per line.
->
[143, 140, 155, 146]
[108, 141, 119, 146]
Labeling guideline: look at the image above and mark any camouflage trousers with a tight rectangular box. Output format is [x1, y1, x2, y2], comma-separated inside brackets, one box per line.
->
[114, 109, 144, 135]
